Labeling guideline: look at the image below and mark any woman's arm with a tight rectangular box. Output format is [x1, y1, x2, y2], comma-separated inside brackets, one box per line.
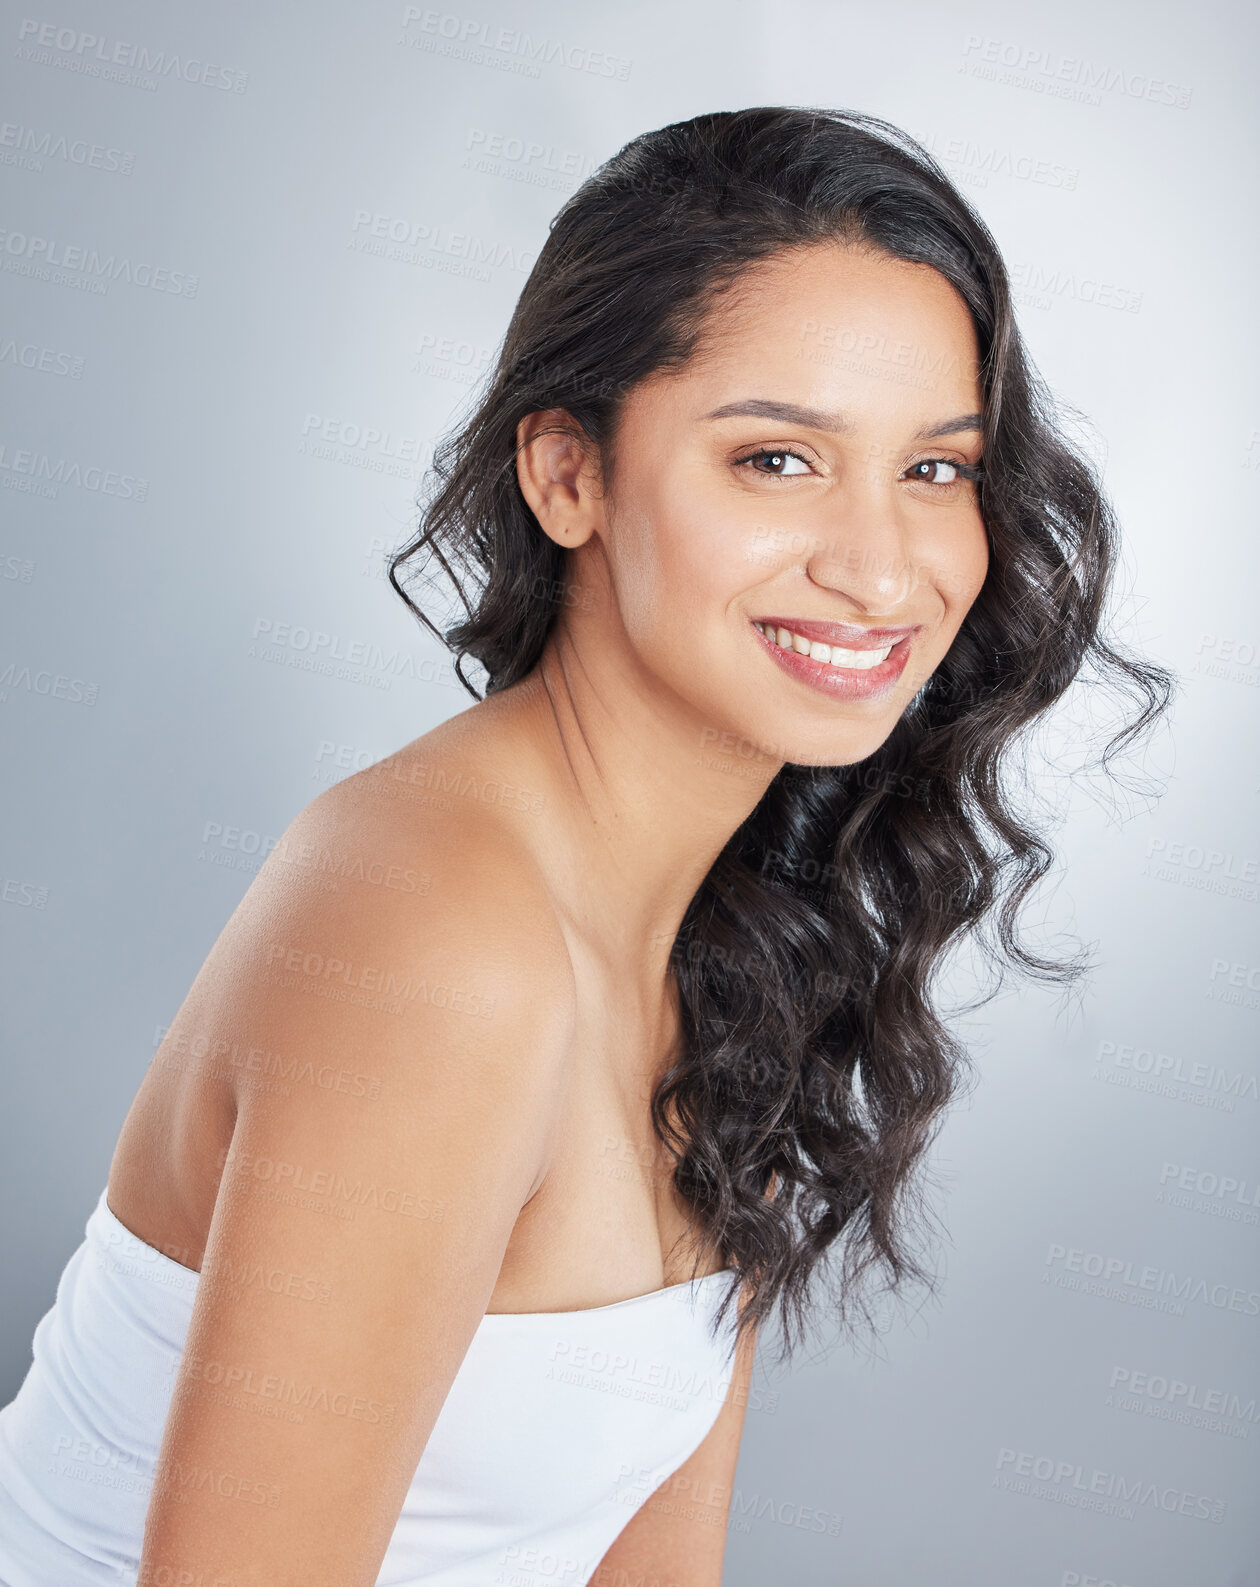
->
[136, 790, 574, 1587]
[591, 1303, 759, 1587]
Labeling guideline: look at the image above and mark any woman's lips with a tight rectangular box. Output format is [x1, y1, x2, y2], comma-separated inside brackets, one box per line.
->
[753, 615, 920, 648]
[751, 618, 916, 701]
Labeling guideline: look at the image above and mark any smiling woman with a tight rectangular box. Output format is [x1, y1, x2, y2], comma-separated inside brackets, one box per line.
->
[390, 98, 1173, 1395]
[0, 106, 1173, 1587]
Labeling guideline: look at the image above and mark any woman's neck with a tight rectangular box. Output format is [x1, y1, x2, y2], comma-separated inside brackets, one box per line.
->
[465, 621, 783, 972]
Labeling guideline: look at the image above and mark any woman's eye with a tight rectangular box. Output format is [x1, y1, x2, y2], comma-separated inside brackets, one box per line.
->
[738, 448, 814, 478]
[904, 458, 976, 486]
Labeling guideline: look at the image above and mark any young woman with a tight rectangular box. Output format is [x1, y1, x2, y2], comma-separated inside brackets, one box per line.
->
[0, 107, 1171, 1586]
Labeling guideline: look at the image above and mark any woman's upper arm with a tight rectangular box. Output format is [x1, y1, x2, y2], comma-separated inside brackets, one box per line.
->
[138, 792, 574, 1587]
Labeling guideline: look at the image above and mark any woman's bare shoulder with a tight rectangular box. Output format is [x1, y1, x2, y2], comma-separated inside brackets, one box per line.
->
[285, 741, 564, 964]
[193, 739, 578, 1107]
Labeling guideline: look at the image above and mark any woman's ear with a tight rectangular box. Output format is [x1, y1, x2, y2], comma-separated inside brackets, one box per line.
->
[515, 409, 603, 548]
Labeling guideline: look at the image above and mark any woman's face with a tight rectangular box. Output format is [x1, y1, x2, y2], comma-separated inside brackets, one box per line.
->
[539, 241, 989, 771]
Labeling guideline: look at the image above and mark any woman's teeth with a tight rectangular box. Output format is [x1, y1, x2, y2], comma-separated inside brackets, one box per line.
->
[753, 621, 893, 671]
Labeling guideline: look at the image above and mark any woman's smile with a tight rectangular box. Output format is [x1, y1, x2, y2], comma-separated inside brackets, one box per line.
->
[750, 617, 917, 700]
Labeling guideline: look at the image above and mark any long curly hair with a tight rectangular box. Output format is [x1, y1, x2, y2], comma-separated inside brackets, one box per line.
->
[388, 107, 1175, 1364]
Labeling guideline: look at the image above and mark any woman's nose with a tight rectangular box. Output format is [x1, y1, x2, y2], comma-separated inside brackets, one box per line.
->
[803, 456, 917, 611]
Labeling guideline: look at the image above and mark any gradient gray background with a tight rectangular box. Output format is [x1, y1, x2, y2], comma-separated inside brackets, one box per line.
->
[2, 2, 1257, 1584]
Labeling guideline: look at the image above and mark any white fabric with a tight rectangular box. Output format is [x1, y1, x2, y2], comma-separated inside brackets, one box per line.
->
[0, 1188, 740, 1586]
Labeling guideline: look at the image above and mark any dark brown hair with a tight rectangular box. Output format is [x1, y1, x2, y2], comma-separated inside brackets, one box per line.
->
[389, 107, 1175, 1364]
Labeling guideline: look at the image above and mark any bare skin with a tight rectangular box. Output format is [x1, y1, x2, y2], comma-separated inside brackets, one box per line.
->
[111, 241, 987, 1584]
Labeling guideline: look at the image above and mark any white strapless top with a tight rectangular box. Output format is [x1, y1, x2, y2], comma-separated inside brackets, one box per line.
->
[0, 1187, 740, 1586]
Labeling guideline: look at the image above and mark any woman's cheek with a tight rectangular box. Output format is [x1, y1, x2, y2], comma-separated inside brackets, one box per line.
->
[602, 489, 674, 630]
[700, 501, 782, 590]
[659, 505, 733, 595]
[921, 520, 987, 612]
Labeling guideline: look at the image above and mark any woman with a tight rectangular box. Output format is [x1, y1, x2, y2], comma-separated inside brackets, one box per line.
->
[0, 106, 1171, 1586]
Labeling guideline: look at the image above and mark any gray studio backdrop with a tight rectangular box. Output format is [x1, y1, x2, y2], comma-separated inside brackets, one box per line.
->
[2, 2, 1257, 1584]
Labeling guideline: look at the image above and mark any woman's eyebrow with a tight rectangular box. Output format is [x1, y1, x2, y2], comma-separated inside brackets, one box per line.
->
[915, 412, 983, 439]
[702, 398, 984, 441]
[702, 398, 851, 431]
